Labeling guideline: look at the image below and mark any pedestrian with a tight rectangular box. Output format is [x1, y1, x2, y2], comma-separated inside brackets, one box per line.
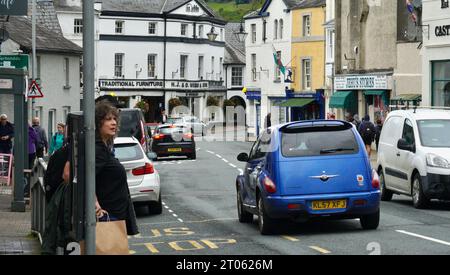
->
[49, 123, 65, 155]
[95, 100, 139, 236]
[0, 114, 14, 154]
[358, 115, 376, 158]
[353, 114, 362, 130]
[32, 117, 48, 158]
[161, 109, 168, 124]
[24, 124, 39, 197]
[264, 113, 272, 129]
[375, 118, 383, 151]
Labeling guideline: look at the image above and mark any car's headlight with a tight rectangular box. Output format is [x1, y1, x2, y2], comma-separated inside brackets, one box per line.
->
[426, 154, 450, 169]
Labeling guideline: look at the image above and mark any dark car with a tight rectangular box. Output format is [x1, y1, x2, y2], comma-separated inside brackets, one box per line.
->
[118, 108, 150, 152]
[151, 125, 196, 159]
[236, 120, 380, 235]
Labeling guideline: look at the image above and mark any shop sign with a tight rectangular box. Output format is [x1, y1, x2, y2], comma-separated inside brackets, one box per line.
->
[334, 75, 388, 90]
[435, 25, 450, 37]
[98, 79, 164, 90]
[167, 80, 209, 90]
[0, 0, 27, 15]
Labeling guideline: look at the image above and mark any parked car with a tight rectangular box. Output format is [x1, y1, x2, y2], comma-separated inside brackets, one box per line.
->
[376, 109, 450, 209]
[166, 116, 206, 136]
[236, 120, 380, 235]
[151, 124, 196, 159]
[118, 108, 150, 152]
[114, 137, 161, 215]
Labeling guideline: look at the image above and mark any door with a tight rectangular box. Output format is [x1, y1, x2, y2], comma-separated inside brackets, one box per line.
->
[380, 116, 404, 189]
[395, 118, 416, 193]
[256, 104, 261, 136]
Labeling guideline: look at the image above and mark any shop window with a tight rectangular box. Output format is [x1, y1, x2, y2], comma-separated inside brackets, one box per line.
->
[432, 61, 450, 107]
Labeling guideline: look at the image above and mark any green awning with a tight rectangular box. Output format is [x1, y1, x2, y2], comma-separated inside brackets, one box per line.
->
[329, 91, 355, 109]
[364, 90, 386, 96]
[391, 94, 422, 101]
[277, 98, 315, 107]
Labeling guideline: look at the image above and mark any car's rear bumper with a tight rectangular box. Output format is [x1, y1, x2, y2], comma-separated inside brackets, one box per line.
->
[152, 142, 195, 156]
[422, 173, 450, 200]
[264, 191, 380, 220]
[129, 177, 160, 204]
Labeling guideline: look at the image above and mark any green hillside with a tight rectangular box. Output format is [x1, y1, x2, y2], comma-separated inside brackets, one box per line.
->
[206, 0, 264, 22]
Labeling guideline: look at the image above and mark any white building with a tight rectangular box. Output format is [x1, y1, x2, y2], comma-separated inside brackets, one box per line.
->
[422, 0, 450, 107]
[0, 14, 82, 138]
[244, 0, 294, 136]
[324, 0, 335, 117]
[55, 0, 226, 123]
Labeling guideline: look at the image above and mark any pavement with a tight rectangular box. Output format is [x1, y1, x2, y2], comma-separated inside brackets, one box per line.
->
[0, 185, 41, 255]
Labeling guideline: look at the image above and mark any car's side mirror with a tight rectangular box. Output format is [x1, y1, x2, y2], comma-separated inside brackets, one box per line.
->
[397, 138, 415, 153]
[237, 152, 249, 162]
[147, 152, 158, 160]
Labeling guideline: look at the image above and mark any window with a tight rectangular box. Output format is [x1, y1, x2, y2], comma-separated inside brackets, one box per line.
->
[74, 19, 83, 34]
[274, 20, 278, 40]
[198, 25, 203, 38]
[48, 109, 56, 138]
[250, 131, 272, 160]
[114, 53, 124, 78]
[181, 24, 188, 36]
[115, 20, 124, 34]
[279, 19, 283, 39]
[186, 4, 191, 12]
[402, 119, 415, 145]
[231, 67, 243, 86]
[275, 51, 281, 81]
[431, 60, 450, 107]
[418, 120, 450, 147]
[251, 54, 257, 81]
[198, 55, 204, 79]
[302, 59, 311, 90]
[220, 28, 224, 41]
[148, 54, 156, 78]
[64, 58, 70, 88]
[211, 56, 215, 80]
[219, 57, 223, 78]
[303, 15, 311, 37]
[148, 22, 156, 35]
[180, 55, 188, 79]
[251, 24, 256, 43]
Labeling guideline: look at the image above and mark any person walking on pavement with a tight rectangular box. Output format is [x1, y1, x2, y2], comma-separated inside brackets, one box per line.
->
[0, 114, 14, 154]
[32, 117, 48, 158]
[24, 124, 39, 197]
[375, 118, 383, 151]
[264, 113, 272, 129]
[95, 100, 139, 236]
[358, 115, 376, 158]
[49, 123, 65, 155]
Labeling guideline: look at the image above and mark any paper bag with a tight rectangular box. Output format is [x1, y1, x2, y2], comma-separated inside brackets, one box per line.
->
[95, 220, 129, 255]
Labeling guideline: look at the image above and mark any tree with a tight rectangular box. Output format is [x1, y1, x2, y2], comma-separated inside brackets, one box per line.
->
[169, 97, 182, 113]
[207, 96, 220, 107]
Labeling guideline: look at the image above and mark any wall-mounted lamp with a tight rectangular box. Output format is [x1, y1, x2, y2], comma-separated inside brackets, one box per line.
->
[207, 26, 218, 42]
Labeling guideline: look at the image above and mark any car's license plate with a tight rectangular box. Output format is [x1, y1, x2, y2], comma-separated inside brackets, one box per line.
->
[312, 200, 347, 210]
[168, 148, 182, 152]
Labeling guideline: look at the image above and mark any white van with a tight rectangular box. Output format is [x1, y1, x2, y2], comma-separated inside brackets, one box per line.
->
[376, 109, 450, 208]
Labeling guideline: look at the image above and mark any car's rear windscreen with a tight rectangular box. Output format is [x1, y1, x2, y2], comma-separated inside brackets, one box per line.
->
[118, 111, 142, 139]
[281, 128, 359, 157]
[114, 143, 144, 161]
[159, 127, 189, 135]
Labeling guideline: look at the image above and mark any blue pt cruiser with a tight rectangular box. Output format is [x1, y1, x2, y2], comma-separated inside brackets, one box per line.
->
[236, 120, 381, 235]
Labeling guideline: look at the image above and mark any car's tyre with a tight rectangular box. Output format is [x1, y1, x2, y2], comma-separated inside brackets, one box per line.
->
[237, 188, 253, 223]
[379, 169, 393, 201]
[188, 152, 196, 160]
[257, 196, 276, 235]
[148, 194, 163, 215]
[412, 173, 429, 209]
[360, 210, 380, 230]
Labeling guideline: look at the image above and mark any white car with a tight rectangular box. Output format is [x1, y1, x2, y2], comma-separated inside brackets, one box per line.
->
[167, 116, 206, 136]
[376, 109, 450, 208]
[114, 137, 162, 215]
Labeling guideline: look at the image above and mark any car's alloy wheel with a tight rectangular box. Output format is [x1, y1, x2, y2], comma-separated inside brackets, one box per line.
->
[237, 189, 253, 223]
[412, 174, 429, 209]
[257, 196, 275, 235]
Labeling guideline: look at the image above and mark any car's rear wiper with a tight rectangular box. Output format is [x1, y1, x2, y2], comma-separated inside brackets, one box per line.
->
[320, 148, 355, 154]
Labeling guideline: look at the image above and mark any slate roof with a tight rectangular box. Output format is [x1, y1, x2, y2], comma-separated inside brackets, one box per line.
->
[224, 23, 245, 65]
[247, 0, 324, 18]
[290, 0, 326, 9]
[4, 16, 83, 55]
[28, 1, 63, 35]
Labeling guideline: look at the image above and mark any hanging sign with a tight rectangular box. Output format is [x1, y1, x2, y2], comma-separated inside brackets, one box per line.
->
[0, 0, 28, 16]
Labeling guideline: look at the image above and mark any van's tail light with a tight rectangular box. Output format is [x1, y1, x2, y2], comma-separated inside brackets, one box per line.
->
[153, 134, 165, 140]
[132, 163, 154, 175]
[372, 169, 380, 189]
[263, 176, 277, 194]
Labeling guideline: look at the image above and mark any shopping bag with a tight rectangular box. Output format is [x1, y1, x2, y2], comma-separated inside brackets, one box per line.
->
[95, 219, 129, 255]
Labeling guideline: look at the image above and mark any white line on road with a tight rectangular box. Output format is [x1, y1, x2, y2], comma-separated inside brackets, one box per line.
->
[164, 206, 169, 209]
[309, 246, 331, 254]
[281, 236, 300, 242]
[229, 163, 237, 168]
[222, 159, 229, 163]
[177, 218, 184, 223]
[216, 154, 222, 158]
[206, 150, 214, 154]
[168, 209, 173, 213]
[173, 214, 178, 218]
[238, 168, 243, 174]
[396, 230, 450, 246]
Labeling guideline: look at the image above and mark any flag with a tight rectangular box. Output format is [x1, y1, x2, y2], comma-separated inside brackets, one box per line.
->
[406, 0, 417, 23]
[272, 45, 286, 75]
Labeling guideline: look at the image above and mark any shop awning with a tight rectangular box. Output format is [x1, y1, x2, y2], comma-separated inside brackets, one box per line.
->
[391, 94, 422, 102]
[364, 90, 386, 96]
[277, 98, 315, 107]
[329, 91, 355, 109]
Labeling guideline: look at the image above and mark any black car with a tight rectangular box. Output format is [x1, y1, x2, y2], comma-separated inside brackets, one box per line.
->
[151, 125, 196, 159]
[118, 108, 151, 152]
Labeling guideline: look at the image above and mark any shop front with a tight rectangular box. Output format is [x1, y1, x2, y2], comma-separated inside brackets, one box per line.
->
[245, 88, 261, 136]
[277, 90, 326, 122]
[422, 0, 450, 107]
[331, 74, 392, 122]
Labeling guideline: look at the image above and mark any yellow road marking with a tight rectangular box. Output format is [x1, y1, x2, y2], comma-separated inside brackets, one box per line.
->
[309, 246, 331, 254]
[281, 235, 300, 242]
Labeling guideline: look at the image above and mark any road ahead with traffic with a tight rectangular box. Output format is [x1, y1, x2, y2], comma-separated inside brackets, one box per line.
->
[128, 139, 450, 255]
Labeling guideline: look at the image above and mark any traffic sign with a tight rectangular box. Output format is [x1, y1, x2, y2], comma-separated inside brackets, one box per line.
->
[0, 55, 29, 70]
[27, 80, 43, 98]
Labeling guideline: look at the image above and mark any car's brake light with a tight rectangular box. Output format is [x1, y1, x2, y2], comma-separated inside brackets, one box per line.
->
[262, 176, 276, 194]
[372, 169, 380, 189]
[153, 134, 165, 140]
[183, 133, 193, 140]
[132, 163, 154, 175]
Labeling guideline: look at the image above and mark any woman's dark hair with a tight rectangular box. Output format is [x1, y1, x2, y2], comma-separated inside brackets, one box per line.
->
[95, 99, 120, 147]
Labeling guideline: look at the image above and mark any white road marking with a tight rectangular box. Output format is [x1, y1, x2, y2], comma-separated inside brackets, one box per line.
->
[164, 206, 169, 209]
[222, 159, 229, 163]
[281, 236, 300, 242]
[229, 163, 237, 168]
[238, 168, 244, 174]
[309, 246, 331, 254]
[396, 230, 450, 246]
[168, 209, 173, 213]
[177, 218, 184, 223]
[196, 148, 200, 151]
[216, 154, 222, 158]
[173, 214, 178, 218]
[206, 150, 214, 154]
